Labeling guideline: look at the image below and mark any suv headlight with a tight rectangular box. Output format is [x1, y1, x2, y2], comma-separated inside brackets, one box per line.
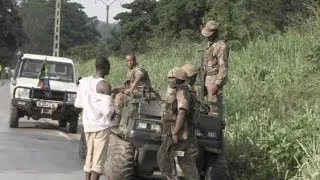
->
[14, 88, 30, 99]
[67, 93, 76, 102]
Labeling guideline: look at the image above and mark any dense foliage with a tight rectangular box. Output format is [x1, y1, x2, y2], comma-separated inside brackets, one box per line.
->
[17, 0, 100, 56]
[0, 0, 25, 66]
[113, 0, 315, 52]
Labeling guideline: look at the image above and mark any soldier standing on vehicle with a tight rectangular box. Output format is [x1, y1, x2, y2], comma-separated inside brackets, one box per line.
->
[157, 67, 199, 180]
[113, 53, 153, 121]
[201, 20, 230, 116]
[74, 56, 114, 180]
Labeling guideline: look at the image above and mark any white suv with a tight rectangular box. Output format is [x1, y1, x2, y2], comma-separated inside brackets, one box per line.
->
[9, 53, 81, 133]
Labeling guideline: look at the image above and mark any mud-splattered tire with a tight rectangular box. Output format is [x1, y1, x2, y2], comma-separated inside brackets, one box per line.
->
[9, 106, 19, 128]
[58, 119, 67, 127]
[204, 152, 230, 180]
[68, 115, 78, 133]
[105, 133, 135, 180]
[78, 131, 87, 160]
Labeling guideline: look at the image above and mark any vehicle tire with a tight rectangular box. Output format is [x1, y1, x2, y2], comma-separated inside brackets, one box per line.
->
[9, 106, 19, 128]
[58, 119, 67, 127]
[204, 152, 230, 180]
[68, 115, 78, 133]
[105, 133, 135, 180]
[78, 130, 87, 160]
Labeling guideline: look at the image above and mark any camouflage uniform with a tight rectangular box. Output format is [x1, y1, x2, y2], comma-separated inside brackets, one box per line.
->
[114, 66, 151, 112]
[201, 20, 229, 116]
[182, 64, 201, 100]
[157, 68, 199, 180]
[204, 40, 229, 116]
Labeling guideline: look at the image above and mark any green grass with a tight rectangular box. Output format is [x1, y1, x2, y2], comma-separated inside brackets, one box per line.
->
[76, 21, 320, 179]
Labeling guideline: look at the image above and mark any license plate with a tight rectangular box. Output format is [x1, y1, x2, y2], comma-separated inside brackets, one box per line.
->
[36, 101, 57, 108]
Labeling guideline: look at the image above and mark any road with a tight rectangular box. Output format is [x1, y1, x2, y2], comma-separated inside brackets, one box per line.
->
[0, 80, 84, 179]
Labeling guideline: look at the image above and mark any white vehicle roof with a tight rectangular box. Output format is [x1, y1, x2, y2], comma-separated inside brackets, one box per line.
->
[22, 54, 74, 64]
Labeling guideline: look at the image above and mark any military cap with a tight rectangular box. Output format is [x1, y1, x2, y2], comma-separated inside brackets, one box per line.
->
[201, 20, 219, 37]
[167, 67, 187, 81]
[182, 64, 198, 77]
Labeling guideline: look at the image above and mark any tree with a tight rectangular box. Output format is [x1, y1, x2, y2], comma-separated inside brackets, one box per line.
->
[18, 0, 100, 56]
[115, 0, 158, 53]
[0, 0, 26, 66]
[155, 0, 207, 40]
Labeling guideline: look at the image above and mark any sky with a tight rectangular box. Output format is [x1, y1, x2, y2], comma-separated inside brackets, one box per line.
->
[70, 0, 134, 23]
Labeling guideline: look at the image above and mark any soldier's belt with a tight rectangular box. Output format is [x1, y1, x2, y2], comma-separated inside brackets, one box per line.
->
[206, 71, 219, 76]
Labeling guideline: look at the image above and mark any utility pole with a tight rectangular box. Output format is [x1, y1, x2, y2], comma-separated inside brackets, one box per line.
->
[53, 0, 61, 57]
[96, 0, 119, 37]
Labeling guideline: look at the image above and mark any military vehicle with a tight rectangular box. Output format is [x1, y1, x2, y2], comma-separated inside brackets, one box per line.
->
[79, 83, 229, 179]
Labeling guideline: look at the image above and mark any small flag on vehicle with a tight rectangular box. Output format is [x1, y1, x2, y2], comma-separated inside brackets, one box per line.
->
[38, 57, 50, 90]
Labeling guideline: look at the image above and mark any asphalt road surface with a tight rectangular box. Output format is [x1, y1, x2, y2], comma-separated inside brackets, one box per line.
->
[0, 80, 84, 180]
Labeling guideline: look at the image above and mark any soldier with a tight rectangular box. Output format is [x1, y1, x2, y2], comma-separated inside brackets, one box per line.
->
[113, 53, 153, 122]
[201, 20, 230, 116]
[182, 63, 200, 99]
[157, 67, 199, 180]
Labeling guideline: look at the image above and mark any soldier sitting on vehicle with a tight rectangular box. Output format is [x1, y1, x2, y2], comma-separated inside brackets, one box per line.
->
[157, 67, 200, 180]
[112, 53, 160, 122]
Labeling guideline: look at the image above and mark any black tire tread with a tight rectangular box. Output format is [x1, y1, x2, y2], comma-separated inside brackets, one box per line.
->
[9, 106, 19, 128]
[68, 115, 78, 133]
[105, 133, 135, 180]
[58, 119, 67, 127]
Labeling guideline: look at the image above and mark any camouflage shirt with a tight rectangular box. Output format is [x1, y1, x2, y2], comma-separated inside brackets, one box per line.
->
[162, 85, 195, 140]
[204, 40, 230, 86]
[126, 66, 152, 90]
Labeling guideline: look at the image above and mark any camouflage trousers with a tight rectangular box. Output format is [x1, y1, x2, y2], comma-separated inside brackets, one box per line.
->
[157, 137, 200, 180]
[205, 75, 224, 116]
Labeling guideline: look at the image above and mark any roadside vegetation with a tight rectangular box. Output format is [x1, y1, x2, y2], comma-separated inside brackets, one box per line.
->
[78, 18, 320, 180]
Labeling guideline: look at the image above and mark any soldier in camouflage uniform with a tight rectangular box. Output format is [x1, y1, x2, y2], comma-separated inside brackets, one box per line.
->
[113, 54, 152, 122]
[182, 64, 200, 99]
[157, 67, 199, 180]
[201, 20, 230, 116]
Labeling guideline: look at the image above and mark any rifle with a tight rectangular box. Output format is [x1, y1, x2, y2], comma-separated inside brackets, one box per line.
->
[197, 49, 206, 102]
[111, 80, 130, 95]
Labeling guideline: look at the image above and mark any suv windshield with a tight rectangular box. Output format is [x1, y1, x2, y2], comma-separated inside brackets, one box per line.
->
[19, 59, 74, 82]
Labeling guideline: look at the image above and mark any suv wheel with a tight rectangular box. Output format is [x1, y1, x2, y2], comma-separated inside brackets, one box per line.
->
[204, 152, 229, 180]
[105, 133, 135, 180]
[58, 119, 67, 128]
[68, 115, 78, 133]
[9, 106, 19, 128]
[78, 130, 87, 160]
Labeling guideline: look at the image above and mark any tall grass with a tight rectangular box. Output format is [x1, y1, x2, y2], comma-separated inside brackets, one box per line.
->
[77, 21, 320, 179]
